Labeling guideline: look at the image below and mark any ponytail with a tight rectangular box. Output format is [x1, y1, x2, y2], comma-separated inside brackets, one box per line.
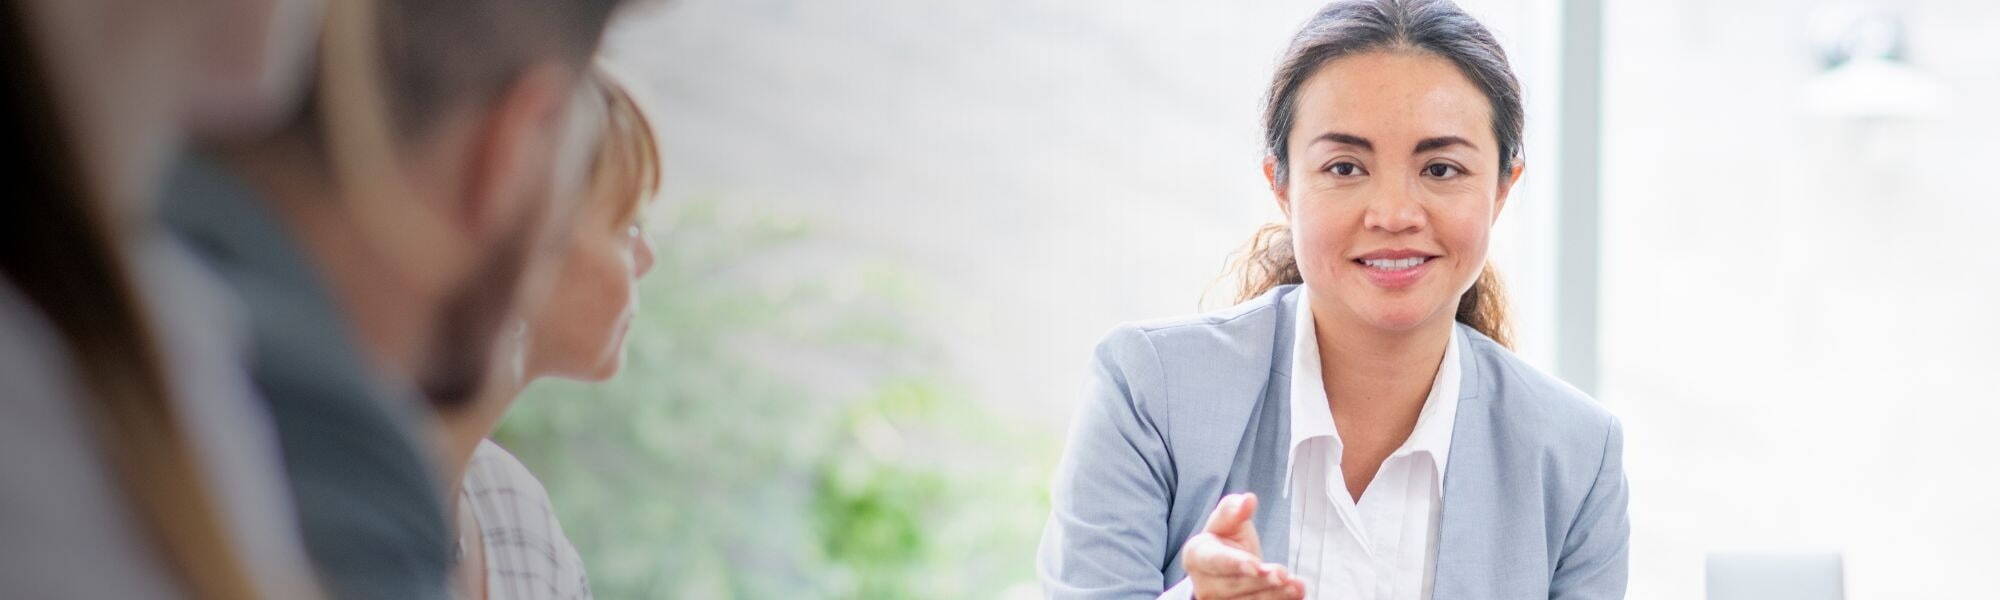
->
[1455, 262, 1513, 348]
[1229, 222, 1301, 305]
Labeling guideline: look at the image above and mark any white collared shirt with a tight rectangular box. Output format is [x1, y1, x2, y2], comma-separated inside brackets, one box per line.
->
[1284, 289, 1461, 600]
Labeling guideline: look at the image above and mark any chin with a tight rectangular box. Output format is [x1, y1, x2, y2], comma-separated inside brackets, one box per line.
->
[1356, 300, 1443, 333]
[581, 349, 626, 382]
[577, 361, 620, 383]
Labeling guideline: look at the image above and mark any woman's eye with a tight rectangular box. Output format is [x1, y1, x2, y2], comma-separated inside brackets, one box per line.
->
[1328, 161, 1365, 177]
[1423, 163, 1461, 178]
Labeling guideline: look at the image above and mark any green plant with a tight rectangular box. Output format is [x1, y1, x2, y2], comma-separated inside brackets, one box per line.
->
[496, 199, 1052, 598]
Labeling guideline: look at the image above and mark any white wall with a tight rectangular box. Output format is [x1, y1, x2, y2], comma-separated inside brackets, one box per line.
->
[1601, 0, 2000, 597]
[609, 0, 1561, 431]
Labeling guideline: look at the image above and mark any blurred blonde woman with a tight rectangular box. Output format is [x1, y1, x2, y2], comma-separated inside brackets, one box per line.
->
[437, 65, 661, 600]
[0, 0, 322, 597]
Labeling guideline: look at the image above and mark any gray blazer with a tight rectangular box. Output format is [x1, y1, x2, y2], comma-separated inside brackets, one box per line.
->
[1037, 285, 1628, 599]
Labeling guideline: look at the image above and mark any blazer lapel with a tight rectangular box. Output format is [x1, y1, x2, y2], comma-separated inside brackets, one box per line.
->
[1244, 289, 1302, 571]
[1431, 329, 1493, 599]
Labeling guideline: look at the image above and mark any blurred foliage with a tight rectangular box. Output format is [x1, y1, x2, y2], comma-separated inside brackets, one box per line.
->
[495, 199, 1055, 598]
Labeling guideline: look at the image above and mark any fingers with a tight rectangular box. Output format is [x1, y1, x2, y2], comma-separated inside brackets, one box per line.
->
[1203, 493, 1258, 538]
[1201, 492, 1263, 558]
[1183, 533, 1262, 577]
[1199, 562, 1304, 600]
[1225, 575, 1306, 600]
[1189, 493, 1292, 600]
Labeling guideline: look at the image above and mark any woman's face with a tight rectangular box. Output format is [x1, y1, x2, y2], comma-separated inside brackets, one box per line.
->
[523, 180, 656, 382]
[1273, 50, 1520, 335]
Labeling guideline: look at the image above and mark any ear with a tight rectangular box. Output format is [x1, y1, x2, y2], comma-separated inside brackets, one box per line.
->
[454, 61, 578, 241]
[1263, 155, 1292, 219]
[1493, 160, 1524, 223]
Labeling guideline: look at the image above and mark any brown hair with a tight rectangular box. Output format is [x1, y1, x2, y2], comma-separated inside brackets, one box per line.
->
[0, 1, 260, 598]
[583, 65, 663, 226]
[315, 0, 636, 409]
[372, 0, 630, 140]
[1230, 0, 1520, 347]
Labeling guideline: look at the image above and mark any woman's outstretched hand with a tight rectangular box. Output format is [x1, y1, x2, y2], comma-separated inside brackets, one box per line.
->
[1180, 493, 1306, 600]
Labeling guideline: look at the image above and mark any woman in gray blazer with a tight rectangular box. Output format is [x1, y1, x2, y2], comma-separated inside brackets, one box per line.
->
[1037, 1, 1628, 599]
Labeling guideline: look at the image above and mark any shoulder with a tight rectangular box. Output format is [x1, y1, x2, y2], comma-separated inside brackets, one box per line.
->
[129, 235, 321, 597]
[1091, 285, 1294, 380]
[465, 440, 558, 510]
[0, 279, 184, 598]
[1117, 285, 1292, 343]
[1457, 326, 1622, 459]
[1081, 286, 1294, 440]
[463, 440, 592, 598]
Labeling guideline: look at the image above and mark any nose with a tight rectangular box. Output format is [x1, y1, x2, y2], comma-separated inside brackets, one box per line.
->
[1361, 182, 1426, 234]
[633, 227, 657, 277]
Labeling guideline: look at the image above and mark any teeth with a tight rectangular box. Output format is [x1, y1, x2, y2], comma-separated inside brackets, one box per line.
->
[1361, 257, 1428, 270]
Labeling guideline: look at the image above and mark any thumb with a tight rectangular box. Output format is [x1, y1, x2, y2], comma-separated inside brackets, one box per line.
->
[1203, 493, 1262, 551]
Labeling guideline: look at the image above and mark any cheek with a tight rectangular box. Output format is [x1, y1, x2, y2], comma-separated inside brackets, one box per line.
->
[596, 252, 635, 319]
[1434, 195, 1496, 280]
[1287, 193, 1361, 280]
[570, 246, 632, 330]
[533, 245, 628, 354]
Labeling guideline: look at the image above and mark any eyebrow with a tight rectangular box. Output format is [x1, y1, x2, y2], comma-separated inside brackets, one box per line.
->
[1413, 136, 1476, 154]
[1312, 132, 1373, 151]
[1308, 132, 1478, 155]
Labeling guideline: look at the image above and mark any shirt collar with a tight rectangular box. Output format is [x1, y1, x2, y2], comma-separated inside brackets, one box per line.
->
[1403, 324, 1461, 481]
[1283, 288, 1463, 497]
[1285, 289, 1337, 499]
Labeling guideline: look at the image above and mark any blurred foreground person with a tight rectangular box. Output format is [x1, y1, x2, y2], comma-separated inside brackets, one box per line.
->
[0, 0, 323, 597]
[163, 0, 632, 597]
[435, 66, 661, 600]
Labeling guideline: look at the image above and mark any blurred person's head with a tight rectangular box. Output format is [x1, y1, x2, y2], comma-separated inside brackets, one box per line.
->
[2, 0, 324, 598]
[1233, 0, 1524, 347]
[12, 0, 321, 207]
[518, 66, 661, 383]
[186, 0, 325, 140]
[230, 0, 631, 406]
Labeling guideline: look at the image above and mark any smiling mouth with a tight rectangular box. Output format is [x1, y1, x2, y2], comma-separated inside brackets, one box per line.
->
[1356, 256, 1434, 271]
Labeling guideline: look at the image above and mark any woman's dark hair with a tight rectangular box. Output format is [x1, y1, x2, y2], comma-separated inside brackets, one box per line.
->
[0, 1, 260, 598]
[1230, 0, 1522, 347]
